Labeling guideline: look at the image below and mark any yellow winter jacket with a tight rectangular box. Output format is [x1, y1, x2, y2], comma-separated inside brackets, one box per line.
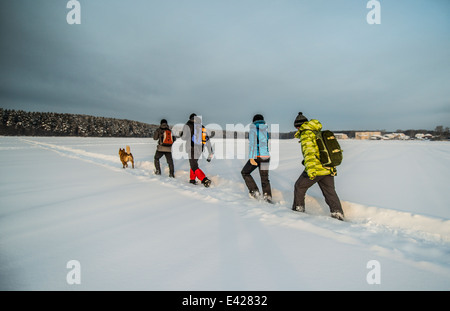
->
[294, 119, 336, 180]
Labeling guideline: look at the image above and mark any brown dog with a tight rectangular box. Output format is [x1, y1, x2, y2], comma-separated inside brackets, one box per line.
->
[119, 145, 134, 169]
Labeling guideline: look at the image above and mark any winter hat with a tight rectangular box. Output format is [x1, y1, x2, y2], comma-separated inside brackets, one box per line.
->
[160, 119, 168, 125]
[294, 112, 308, 128]
[189, 113, 197, 121]
[253, 114, 264, 122]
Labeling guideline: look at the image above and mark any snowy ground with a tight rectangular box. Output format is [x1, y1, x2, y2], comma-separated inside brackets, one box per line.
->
[0, 136, 449, 290]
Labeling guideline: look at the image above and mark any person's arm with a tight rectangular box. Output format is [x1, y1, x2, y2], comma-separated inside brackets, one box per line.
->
[248, 125, 258, 165]
[301, 130, 320, 179]
[153, 128, 160, 141]
[205, 137, 214, 162]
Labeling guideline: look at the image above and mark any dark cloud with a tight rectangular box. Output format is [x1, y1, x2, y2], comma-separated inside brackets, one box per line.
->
[1, 0, 449, 131]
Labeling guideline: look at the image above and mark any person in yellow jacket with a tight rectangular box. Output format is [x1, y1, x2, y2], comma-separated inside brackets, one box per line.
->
[292, 112, 345, 221]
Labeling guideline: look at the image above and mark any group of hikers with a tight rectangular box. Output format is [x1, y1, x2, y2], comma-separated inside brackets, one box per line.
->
[152, 112, 345, 221]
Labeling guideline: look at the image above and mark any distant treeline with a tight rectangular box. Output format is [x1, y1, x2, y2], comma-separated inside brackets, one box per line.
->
[0, 108, 158, 137]
[0, 108, 306, 139]
[0, 108, 447, 139]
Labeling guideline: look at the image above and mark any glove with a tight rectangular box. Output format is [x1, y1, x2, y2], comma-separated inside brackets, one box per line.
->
[207, 153, 214, 162]
[308, 171, 316, 180]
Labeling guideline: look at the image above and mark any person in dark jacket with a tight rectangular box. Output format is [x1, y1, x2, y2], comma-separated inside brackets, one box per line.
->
[153, 119, 175, 177]
[241, 114, 272, 203]
[180, 113, 212, 187]
[292, 112, 344, 220]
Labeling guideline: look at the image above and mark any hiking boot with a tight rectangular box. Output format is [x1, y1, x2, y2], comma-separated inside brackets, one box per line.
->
[249, 190, 260, 200]
[154, 170, 161, 175]
[169, 173, 175, 178]
[202, 177, 211, 188]
[292, 205, 305, 212]
[263, 193, 273, 204]
[189, 180, 198, 185]
[331, 212, 345, 221]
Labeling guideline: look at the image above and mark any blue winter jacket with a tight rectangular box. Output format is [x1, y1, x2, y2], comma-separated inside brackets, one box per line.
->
[248, 120, 270, 160]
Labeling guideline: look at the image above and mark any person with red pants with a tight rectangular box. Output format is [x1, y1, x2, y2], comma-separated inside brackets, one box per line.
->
[180, 113, 212, 187]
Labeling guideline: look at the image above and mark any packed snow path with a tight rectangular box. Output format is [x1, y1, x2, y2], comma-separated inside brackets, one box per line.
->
[1, 136, 449, 290]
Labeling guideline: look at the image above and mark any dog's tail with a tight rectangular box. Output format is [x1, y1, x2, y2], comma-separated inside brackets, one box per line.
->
[126, 145, 131, 154]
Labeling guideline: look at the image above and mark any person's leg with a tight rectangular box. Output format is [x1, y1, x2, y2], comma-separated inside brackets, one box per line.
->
[258, 162, 272, 201]
[241, 160, 260, 196]
[189, 158, 208, 184]
[188, 158, 199, 172]
[317, 175, 344, 220]
[154, 151, 164, 174]
[195, 167, 206, 181]
[189, 158, 199, 183]
[189, 169, 196, 183]
[164, 152, 175, 177]
[292, 171, 316, 212]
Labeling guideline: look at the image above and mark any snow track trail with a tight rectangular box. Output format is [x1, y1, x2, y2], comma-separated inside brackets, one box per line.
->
[19, 137, 450, 278]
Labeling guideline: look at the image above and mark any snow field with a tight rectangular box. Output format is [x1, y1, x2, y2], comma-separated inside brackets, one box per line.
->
[0, 136, 449, 290]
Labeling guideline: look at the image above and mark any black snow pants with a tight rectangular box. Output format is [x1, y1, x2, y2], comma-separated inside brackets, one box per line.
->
[154, 151, 174, 176]
[293, 170, 344, 215]
[241, 159, 272, 198]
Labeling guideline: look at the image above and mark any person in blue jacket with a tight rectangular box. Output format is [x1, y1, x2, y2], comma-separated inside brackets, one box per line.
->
[241, 114, 272, 203]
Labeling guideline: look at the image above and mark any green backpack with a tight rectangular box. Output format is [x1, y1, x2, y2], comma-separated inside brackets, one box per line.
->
[315, 130, 343, 167]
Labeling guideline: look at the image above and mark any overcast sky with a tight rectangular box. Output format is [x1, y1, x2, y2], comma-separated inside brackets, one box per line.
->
[1, 0, 449, 132]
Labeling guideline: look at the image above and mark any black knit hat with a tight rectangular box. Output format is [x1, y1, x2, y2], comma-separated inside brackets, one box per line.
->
[160, 119, 168, 125]
[253, 114, 264, 122]
[189, 113, 197, 120]
[294, 112, 308, 128]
